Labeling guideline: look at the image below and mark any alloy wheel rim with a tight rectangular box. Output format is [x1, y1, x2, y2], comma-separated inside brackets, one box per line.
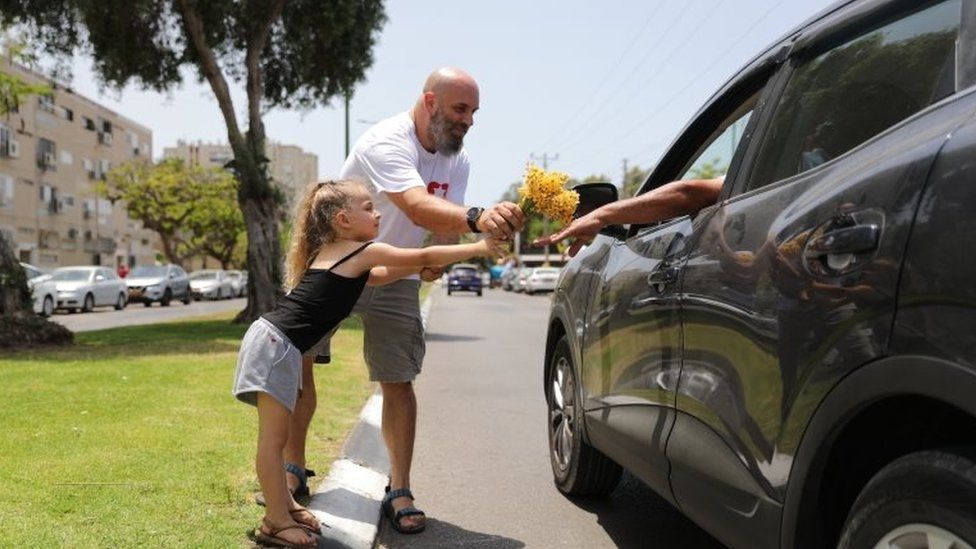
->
[873, 523, 973, 549]
[549, 356, 576, 471]
[43, 297, 53, 316]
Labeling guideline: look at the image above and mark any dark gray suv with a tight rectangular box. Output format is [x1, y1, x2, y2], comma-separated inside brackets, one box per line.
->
[545, 1, 976, 547]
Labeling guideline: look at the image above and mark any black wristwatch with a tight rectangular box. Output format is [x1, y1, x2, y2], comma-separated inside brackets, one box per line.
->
[466, 206, 484, 233]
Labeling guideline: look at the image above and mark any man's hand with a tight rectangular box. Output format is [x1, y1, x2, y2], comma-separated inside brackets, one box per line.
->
[419, 266, 444, 282]
[476, 202, 525, 239]
[533, 213, 604, 258]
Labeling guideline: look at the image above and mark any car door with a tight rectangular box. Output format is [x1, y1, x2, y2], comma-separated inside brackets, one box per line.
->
[580, 51, 784, 503]
[669, 3, 968, 548]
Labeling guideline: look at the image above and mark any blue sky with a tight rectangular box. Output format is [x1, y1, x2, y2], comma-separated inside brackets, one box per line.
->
[63, 0, 837, 207]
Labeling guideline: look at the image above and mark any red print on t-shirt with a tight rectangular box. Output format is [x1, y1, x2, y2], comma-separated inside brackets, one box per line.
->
[427, 181, 450, 198]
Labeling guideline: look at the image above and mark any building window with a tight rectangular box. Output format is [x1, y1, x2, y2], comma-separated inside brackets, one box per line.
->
[61, 106, 74, 121]
[38, 94, 55, 113]
[0, 174, 13, 208]
[82, 116, 96, 131]
[60, 149, 73, 165]
[37, 138, 56, 170]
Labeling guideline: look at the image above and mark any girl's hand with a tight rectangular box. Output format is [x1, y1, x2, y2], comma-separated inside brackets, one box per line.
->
[483, 236, 508, 257]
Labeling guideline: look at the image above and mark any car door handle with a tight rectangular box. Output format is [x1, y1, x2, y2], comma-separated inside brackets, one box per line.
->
[804, 224, 880, 258]
[647, 266, 679, 293]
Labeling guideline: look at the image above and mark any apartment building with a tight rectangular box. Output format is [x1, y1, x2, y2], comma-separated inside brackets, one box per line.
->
[0, 60, 156, 270]
[163, 140, 318, 211]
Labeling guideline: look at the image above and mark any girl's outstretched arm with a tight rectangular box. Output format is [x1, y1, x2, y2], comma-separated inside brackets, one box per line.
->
[367, 266, 420, 286]
[360, 238, 503, 269]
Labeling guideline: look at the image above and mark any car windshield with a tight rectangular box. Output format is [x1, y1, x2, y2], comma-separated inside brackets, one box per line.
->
[131, 266, 167, 278]
[190, 272, 217, 280]
[452, 268, 478, 277]
[226, 272, 240, 280]
[534, 268, 559, 275]
[51, 270, 91, 282]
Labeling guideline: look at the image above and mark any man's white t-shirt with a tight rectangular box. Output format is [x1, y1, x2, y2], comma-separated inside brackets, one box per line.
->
[339, 111, 470, 249]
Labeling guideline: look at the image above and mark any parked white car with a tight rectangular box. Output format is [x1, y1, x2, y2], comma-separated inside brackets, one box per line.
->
[189, 269, 235, 300]
[50, 266, 128, 313]
[226, 270, 246, 297]
[523, 267, 561, 295]
[21, 262, 57, 317]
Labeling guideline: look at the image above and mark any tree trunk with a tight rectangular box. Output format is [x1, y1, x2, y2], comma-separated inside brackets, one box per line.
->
[235, 194, 282, 323]
[0, 233, 30, 315]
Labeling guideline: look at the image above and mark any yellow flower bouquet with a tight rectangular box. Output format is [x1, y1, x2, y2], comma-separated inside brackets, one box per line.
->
[517, 164, 580, 225]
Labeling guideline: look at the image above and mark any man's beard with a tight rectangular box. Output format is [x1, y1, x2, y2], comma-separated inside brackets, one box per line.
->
[428, 109, 467, 154]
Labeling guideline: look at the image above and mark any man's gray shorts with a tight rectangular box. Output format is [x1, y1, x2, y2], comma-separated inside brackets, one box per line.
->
[305, 279, 424, 383]
[233, 317, 303, 412]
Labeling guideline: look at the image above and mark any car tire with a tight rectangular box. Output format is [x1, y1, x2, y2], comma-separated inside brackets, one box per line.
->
[216, 288, 222, 300]
[82, 293, 95, 313]
[114, 293, 126, 310]
[838, 450, 976, 549]
[182, 292, 192, 305]
[547, 335, 622, 496]
[41, 295, 54, 317]
[161, 288, 172, 307]
[477, 290, 483, 297]
[143, 300, 153, 307]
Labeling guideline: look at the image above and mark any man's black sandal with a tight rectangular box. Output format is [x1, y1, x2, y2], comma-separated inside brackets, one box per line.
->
[382, 487, 426, 534]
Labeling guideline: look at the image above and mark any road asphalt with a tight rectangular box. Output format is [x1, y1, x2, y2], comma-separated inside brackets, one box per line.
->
[49, 296, 246, 332]
[375, 287, 723, 548]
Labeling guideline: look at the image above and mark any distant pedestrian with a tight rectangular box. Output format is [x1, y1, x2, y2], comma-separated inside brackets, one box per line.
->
[116, 264, 129, 278]
[232, 179, 502, 547]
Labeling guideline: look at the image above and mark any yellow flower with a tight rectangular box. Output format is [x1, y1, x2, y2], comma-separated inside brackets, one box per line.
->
[518, 164, 579, 226]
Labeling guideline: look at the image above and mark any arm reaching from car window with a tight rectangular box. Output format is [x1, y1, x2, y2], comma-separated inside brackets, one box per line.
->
[533, 177, 725, 257]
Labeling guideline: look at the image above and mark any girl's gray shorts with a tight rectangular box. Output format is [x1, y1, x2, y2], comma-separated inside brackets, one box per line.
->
[232, 317, 303, 412]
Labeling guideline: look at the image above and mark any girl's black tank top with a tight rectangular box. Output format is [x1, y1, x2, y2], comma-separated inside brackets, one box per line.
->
[262, 242, 372, 353]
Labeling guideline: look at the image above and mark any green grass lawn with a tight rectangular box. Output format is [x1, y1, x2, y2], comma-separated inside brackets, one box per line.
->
[0, 313, 372, 547]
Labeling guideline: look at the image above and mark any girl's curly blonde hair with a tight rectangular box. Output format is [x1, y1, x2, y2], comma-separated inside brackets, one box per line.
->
[284, 179, 370, 289]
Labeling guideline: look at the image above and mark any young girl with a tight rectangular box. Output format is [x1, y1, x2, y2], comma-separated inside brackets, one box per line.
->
[233, 179, 501, 548]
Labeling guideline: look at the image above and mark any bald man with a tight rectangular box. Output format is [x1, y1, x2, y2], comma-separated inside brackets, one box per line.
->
[275, 68, 524, 534]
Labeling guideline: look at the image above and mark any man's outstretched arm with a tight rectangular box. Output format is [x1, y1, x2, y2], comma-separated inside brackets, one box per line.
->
[535, 177, 724, 257]
[386, 186, 525, 239]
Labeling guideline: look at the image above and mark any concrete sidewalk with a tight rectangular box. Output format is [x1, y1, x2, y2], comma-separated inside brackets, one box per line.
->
[306, 292, 435, 548]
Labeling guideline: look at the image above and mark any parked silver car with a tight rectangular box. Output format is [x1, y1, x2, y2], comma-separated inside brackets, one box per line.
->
[189, 269, 235, 300]
[126, 264, 192, 306]
[226, 270, 246, 297]
[21, 262, 56, 317]
[50, 266, 128, 312]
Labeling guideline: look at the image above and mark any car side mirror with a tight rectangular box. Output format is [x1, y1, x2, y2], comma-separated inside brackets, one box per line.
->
[572, 182, 617, 218]
[572, 182, 626, 239]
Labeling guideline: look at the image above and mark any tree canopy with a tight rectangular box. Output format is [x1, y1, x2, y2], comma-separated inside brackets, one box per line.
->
[100, 158, 245, 268]
[0, 0, 387, 320]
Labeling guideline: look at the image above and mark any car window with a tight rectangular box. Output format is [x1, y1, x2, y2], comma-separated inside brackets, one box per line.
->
[23, 265, 40, 279]
[131, 265, 167, 278]
[746, 0, 962, 192]
[452, 268, 478, 277]
[679, 101, 755, 181]
[52, 270, 90, 282]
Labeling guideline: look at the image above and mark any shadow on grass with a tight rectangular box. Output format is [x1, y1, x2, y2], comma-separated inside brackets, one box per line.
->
[0, 316, 365, 364]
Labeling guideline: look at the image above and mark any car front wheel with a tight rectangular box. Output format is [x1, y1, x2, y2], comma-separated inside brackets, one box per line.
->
[839, 450, 976, 549]
[82, 293, 95, 313]
[161, 288, 172, 307]
[114, 293, 126, 310]
[547, 335, 622, 496]
[41, 295, 54, 317]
